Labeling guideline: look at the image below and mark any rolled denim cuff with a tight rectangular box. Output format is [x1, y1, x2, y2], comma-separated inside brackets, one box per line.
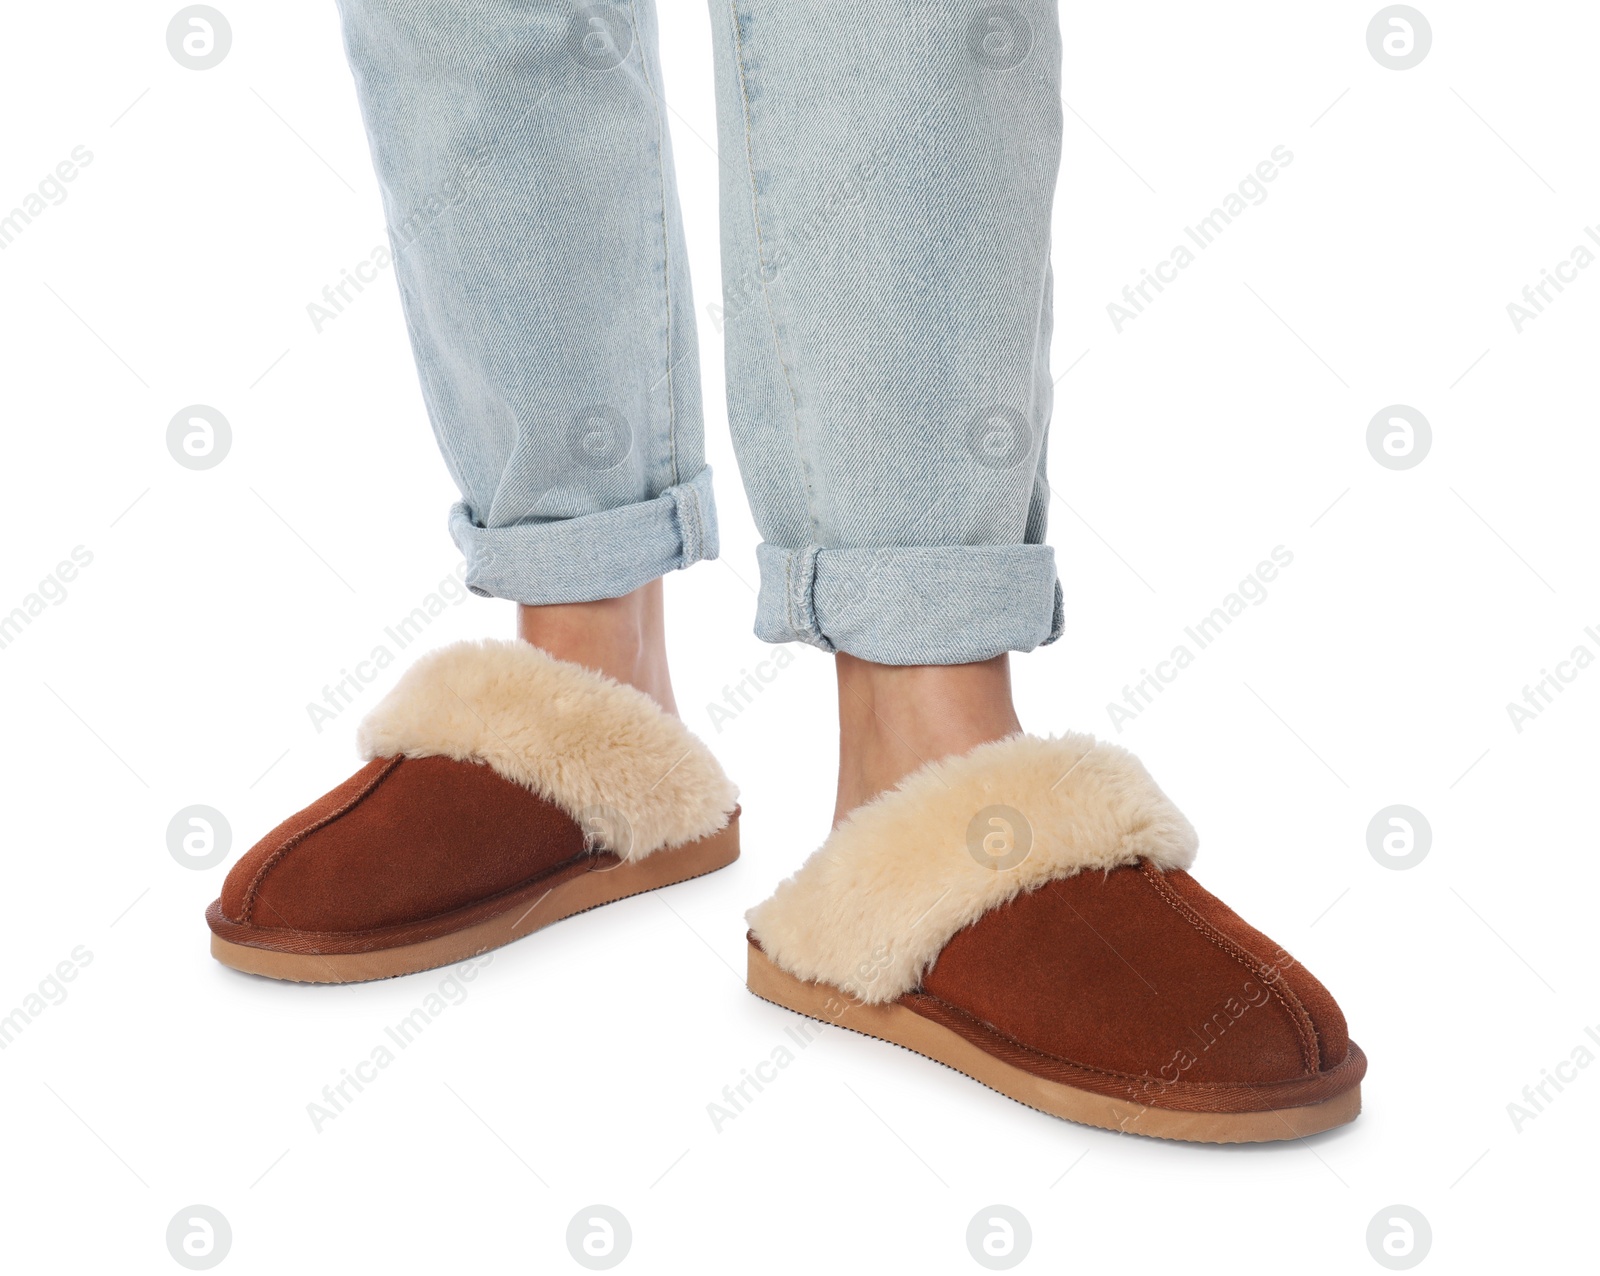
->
[451, 465, 719, 605]
[754, 542, 1064, 665]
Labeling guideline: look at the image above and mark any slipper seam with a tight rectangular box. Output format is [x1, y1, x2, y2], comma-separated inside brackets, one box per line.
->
[239, 844, 597, 940]
[904, 988, 1348, 1099]
[1138, 862, 1322, 1075]
[238, 756, 404, 925]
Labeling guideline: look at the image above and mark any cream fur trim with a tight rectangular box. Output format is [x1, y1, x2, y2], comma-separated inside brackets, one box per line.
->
[747, 734, 1197, 1004]
[357, 639, 737, 859]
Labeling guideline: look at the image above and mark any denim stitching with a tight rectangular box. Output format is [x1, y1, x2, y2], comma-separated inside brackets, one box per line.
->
[783, 550, 797, 636]
[725, 2, 820, 541]
[626, 0, 680, 488]
[680, 483, 701, 563]
[805, 547, 827, 650]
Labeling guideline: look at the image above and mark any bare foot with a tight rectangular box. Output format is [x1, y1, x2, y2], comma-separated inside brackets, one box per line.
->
[517, 577, 677, 715]
[833, 651, 1022, 825]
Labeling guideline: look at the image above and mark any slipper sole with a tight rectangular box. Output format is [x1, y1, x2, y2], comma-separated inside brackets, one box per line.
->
[746, 937, 1362, 1144]
[205, 818, 740, 984]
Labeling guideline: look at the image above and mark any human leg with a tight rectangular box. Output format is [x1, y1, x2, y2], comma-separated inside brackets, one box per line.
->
[206, 1, 738, 979]
[716, 2, 1365, 1141]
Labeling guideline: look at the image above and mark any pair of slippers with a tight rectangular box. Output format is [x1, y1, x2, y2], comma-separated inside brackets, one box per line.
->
[208, 640, 1365, 1143]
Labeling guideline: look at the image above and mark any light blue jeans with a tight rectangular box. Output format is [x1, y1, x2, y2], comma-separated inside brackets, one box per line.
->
[336, 0, 1063, 664]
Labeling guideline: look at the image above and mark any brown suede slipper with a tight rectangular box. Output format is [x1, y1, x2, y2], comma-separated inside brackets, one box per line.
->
[745, 735, 1364, 1144]
[207, 640, 740, 983]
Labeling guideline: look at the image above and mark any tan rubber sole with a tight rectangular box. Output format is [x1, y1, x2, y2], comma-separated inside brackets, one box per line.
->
[746, 939, 1361, 1144]
[209, 821, 740, 984]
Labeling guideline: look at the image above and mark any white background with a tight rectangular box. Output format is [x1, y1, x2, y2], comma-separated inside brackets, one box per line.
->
[2, 1, 1596, 1271]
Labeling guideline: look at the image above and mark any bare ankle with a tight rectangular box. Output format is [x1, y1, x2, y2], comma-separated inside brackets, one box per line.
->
[517, 578, 677, 715]
[833, 652, 1021, 825]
